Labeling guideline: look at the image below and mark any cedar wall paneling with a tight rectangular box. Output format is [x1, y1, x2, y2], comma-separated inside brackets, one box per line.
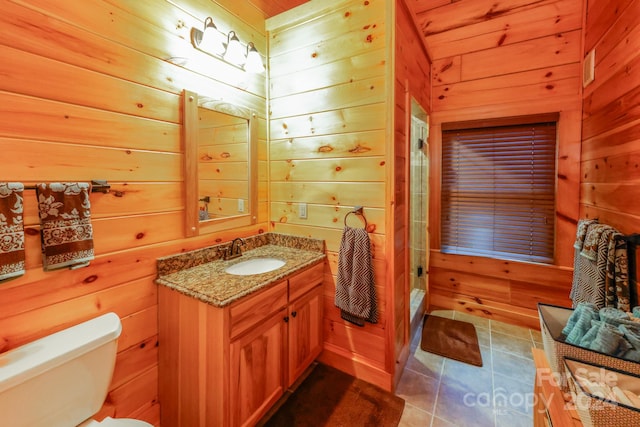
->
[393, 0, 431, 386]
[267, 0, 395, 390]
[0, 0, 268, 424]
[581, 0, 640, 298]
[419, 0, 583, 328]
[267, 0, 430, 392]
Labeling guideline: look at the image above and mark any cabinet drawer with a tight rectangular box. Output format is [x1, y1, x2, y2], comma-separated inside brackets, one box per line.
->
[289, 262, 324, 302]
[230, 280, 287, 339]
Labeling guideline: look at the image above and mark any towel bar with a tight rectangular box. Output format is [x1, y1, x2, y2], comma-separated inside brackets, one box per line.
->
[22, 180, 110, 193]
[624, 233, 640, 309]
[623, 233, 640, 245]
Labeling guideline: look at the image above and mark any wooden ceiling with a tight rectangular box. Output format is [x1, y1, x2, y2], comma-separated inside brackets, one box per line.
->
[248, 0, 309, 18]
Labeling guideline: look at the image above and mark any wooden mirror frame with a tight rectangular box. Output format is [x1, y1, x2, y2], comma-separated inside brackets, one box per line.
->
[183, 89, 258, 237]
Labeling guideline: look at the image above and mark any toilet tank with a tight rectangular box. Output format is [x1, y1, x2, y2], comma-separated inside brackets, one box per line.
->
[0, 312, 122, 427]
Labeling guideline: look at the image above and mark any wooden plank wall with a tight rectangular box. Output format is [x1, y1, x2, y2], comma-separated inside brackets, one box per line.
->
[417, 0, 584, 328]
[393, 0, 431, 384]
[266, 0, 396, 389]
[0, 0, 269, 424]
[580, 0, 640, 299]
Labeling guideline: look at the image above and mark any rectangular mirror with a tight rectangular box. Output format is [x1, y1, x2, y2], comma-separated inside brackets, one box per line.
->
[183, 89, 258, 237]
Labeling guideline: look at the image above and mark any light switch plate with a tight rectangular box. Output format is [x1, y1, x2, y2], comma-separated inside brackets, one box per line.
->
[237, 199, 244, 212]
[298, 203, 307, 219]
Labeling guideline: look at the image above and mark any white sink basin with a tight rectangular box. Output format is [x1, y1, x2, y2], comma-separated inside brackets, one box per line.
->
[224, 257, 286, 276]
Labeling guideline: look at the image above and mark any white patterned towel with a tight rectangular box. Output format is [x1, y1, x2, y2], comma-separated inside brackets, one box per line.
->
[334, 226, 378, 326]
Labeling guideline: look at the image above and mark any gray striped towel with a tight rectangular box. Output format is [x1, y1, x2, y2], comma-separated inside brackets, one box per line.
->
[571, 224, 615, 309]
[570, 218, 599, 305]
[570, 220, 631, 311]
[334, 226, 377, 326]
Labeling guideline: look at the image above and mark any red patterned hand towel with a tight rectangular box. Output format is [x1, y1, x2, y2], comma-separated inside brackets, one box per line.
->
[0, 183, 25, 281]
[36, 183, 94, 271]
[335, 226, 378, 326]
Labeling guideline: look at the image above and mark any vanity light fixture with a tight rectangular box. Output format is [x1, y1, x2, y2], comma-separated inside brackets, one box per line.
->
[190, 17, 265, 73]
[245, 42, 265, 74]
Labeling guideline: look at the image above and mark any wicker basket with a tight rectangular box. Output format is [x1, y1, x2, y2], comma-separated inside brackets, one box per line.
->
[565, 357, 640, 427]
[538, 303, 640, 392]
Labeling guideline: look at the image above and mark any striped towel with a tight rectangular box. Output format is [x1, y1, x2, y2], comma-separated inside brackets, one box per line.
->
[570, 220, 631, 311]
[571, 224, 615, 309]
[570, 219, 598, 306]
[334, 226, 377, 326]
[0, 183, 25, 282]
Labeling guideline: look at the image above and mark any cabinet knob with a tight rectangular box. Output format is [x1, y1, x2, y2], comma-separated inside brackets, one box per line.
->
[283, 316, 289, 323]
[291, 311, 297, 318]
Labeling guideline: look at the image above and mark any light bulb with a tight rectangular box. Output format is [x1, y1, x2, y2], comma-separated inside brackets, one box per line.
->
[224, 31, 246, 66]
[200, 17, 225, 56]
[244, 42, 265, 74]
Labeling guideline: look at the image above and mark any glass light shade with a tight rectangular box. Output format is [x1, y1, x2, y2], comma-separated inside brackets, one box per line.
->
[200, 17, 225, 56]
[244, 43, 265, 74]
[224, 31, 246, 66]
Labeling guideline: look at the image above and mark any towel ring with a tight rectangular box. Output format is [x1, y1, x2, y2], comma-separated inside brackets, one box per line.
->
[344, 206, 368, 229]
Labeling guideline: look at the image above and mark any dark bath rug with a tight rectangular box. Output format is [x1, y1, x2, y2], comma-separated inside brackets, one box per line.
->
[260, 363, 405, 427]
[421, 314, 483, 367]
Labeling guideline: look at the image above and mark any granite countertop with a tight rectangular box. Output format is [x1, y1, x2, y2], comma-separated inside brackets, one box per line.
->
[156, 233, 325, 307]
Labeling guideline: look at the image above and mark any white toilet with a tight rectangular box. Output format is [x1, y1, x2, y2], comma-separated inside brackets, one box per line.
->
[0, 312, 153, 427]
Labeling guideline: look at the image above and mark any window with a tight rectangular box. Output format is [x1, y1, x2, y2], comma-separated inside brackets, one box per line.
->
[441, 118, 557, 263]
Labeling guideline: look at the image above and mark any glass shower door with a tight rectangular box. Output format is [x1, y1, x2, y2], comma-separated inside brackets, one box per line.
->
[409, 100, 429, 331]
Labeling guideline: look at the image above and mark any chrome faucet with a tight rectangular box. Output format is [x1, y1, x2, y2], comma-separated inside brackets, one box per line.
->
[225, 237, 245, 260]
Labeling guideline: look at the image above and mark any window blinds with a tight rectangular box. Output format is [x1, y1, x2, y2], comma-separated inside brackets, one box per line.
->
[441, 122, 557, 263]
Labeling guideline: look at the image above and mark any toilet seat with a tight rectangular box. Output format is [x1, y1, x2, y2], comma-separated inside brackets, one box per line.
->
[80, 417, 153, 427]
[100, 418, 152, 427]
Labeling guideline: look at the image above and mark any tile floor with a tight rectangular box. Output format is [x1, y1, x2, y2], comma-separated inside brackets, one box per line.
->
[396, 310, 543, 427]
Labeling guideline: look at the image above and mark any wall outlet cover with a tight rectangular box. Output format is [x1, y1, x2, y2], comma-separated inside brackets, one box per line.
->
[237, 199, 245, 212]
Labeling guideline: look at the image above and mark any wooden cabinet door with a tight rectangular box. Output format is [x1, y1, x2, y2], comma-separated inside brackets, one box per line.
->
[229, 308, 287, 427]
[287, 285, 323, 387]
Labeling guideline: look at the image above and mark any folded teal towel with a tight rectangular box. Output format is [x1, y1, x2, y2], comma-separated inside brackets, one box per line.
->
[620, 324, 640, 350]
[562, 303, 585, 336]
[565, 304, 599, 344]
[600, 307, 629, 326]
[578, 319, 601, 348]
[562, 303, 640, 357]
[616, 338, 633, 357]
[633, 307, 640, 318]
[587, 321, 630, 355]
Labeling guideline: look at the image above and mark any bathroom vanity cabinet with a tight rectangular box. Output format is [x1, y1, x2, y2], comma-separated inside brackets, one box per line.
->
[158, 261, 324, 427]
